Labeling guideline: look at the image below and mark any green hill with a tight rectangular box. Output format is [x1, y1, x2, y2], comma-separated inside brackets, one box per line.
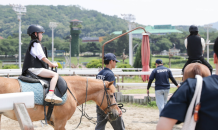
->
[0, 5, 133, 38]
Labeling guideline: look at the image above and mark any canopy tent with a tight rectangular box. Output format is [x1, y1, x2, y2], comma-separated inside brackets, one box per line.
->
[141, 33, 150, 82]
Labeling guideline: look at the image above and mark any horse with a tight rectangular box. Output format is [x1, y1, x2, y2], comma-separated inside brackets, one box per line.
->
[183, 63, 211, 81]
[0, 76, 120, 130]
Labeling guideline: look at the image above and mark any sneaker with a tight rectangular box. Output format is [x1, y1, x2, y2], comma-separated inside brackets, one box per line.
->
[45, 93, 63, 104]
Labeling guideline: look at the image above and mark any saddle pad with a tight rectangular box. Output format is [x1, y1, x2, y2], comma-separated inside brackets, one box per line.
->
[18, 79, 67, 105]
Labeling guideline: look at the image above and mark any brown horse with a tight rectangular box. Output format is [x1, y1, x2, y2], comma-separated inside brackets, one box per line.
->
[0, 76, 120, 130]
[183, 63, 211, 81]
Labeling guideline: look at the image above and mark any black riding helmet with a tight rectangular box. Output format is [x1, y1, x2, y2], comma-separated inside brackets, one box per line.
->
[27, 24, 45, 35]
[189, 25, 198, 32]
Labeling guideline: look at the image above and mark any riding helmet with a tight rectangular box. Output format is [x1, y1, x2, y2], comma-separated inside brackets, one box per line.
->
[27, 25, 45, 35]
[189, 25, 198, 32]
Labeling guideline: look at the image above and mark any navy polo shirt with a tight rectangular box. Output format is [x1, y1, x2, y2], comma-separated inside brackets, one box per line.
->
[149, 65, 173, 90]
[96, 68, 116, 86]
[160, 75, 218, 130]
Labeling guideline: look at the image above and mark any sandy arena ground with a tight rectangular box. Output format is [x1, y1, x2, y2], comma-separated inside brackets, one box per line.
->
[0, 103, 182, 130]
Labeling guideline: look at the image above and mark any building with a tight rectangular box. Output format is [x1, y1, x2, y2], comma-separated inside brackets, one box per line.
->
[82, 37, 99, 43]
[112, 25, 183, 39]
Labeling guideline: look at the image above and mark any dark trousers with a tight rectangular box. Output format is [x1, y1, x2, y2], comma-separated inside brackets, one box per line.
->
[182, 56, 213, 75]
[95, 106, 125, 130]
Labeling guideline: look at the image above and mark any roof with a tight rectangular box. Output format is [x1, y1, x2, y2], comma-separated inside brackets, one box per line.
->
[70, 19, 82, 23]
[0, 36, 4, 39]
[111, 25, 182, 35]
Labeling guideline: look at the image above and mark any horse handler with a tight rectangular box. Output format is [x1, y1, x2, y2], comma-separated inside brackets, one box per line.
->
[147, 59, 179, 114]
[95, 53, 125, 130]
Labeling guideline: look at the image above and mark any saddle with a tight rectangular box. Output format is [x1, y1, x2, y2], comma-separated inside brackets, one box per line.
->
[18, 70, 68, 124]
[191, 60, 202, 64]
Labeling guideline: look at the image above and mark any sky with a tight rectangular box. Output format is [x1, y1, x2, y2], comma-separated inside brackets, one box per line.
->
[1, 0, 218, 26]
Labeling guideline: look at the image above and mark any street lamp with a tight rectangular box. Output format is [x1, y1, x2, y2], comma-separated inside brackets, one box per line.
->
[10, 4, 26, 69]
[204, 24, 212, 62]
[49, 22, 58, 62]
[121, 14, 136, 66]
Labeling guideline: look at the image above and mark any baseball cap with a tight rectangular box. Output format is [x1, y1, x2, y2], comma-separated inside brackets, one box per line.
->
[104, 53, 120, 62]
[156, 59, 163, 64]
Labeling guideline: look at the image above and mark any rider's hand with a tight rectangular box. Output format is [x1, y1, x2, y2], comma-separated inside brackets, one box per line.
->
[49, 62, 58, 68]
[118, 107, 122, 117]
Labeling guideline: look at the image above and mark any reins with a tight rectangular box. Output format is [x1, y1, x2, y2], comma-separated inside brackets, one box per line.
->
[67, 78, 117, 129]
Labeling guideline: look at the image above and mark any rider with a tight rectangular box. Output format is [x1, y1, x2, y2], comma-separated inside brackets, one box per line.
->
[182, 25, 213, 75]
[22, 24, 62, 104]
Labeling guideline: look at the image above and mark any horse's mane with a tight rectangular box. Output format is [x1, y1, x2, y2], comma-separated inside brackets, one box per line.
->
[68, 76, 116, 93]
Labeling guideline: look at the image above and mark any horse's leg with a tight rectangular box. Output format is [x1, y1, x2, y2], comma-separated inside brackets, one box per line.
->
[53, 118, 68, 130]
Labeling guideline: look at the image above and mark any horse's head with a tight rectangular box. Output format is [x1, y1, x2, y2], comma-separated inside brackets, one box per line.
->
[97, 81, 119, 121]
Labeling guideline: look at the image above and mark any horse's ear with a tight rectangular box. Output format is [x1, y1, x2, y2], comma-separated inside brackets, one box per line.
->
[108, 81, 114, 87]
[214, 53, 217, 64]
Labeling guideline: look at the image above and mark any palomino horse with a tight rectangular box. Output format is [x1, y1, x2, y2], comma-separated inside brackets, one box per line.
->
[0, 76, 120, 130]
[183, 63, 211, 81]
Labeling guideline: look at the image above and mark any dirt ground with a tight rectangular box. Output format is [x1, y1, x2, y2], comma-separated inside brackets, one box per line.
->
[1, 103, 182, 130]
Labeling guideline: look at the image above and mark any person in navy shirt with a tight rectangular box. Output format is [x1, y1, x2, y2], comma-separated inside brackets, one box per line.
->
[95, 53, 125, 130]
[156, 37, 218, 130]
[147, 59, 179, 114]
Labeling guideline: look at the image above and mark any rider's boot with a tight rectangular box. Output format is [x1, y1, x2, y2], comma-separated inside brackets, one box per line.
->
[45, 93, 63, 104]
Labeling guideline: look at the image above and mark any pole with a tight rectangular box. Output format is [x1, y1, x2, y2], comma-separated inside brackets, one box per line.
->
[18, 14, 22, 69]
[102, 27, 147, 69]
[52, 28, 54, 62]
[129, 23, 133, 66]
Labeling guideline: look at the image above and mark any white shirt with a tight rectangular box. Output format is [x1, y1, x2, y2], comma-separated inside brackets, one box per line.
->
[184, 38, 206, 50]
[30, 42, 46, 60]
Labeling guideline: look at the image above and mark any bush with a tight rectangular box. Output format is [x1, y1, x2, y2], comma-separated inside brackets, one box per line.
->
[86, 59, 103, 68]
[147, 101, 157, 107]
[153, 55, 182, 59]
[2, 64, 19, 69]
[0, 60, 2, 63]
[117, 64, 132, 68]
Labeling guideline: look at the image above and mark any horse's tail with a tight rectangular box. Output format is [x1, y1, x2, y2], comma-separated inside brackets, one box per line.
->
[192, 64, 202, 76]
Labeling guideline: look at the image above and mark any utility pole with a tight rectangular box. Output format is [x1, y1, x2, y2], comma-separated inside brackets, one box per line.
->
[204, 24, 212, 62]
[10, 4, 26, 69]
[121, 14, 135, 66]
[49, 22, 58, 62]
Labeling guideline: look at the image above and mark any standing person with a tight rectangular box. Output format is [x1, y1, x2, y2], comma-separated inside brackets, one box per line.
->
[156, 37, 218, 130]
[22, 24, 62, 104]
[147, 59, 179, 114]
[95, 53, 125, 130]
[182, 25, 213, 74]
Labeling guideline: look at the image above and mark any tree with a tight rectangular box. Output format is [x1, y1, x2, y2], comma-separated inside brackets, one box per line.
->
[116, 30, 129, 56]
[86, 42, 100, 56]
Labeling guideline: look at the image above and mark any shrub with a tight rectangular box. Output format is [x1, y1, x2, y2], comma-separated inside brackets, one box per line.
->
[117, 64, 132, 68]
[2, 64, 19, 69]
[147, 101, 157, 107]
[86, 59, 103, 68]
[0, 60, 2, 63]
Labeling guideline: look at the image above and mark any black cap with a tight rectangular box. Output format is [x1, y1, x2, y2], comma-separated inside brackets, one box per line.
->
[27, 25, 45, 35]
[104, 53, 120, 62]
[189, 25, 198, 32]
[156, 59, 163, 64]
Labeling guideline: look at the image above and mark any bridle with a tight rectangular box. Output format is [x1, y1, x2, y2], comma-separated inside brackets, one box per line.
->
[67, 78, 118, 129]
[99, 81, 117, 112]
